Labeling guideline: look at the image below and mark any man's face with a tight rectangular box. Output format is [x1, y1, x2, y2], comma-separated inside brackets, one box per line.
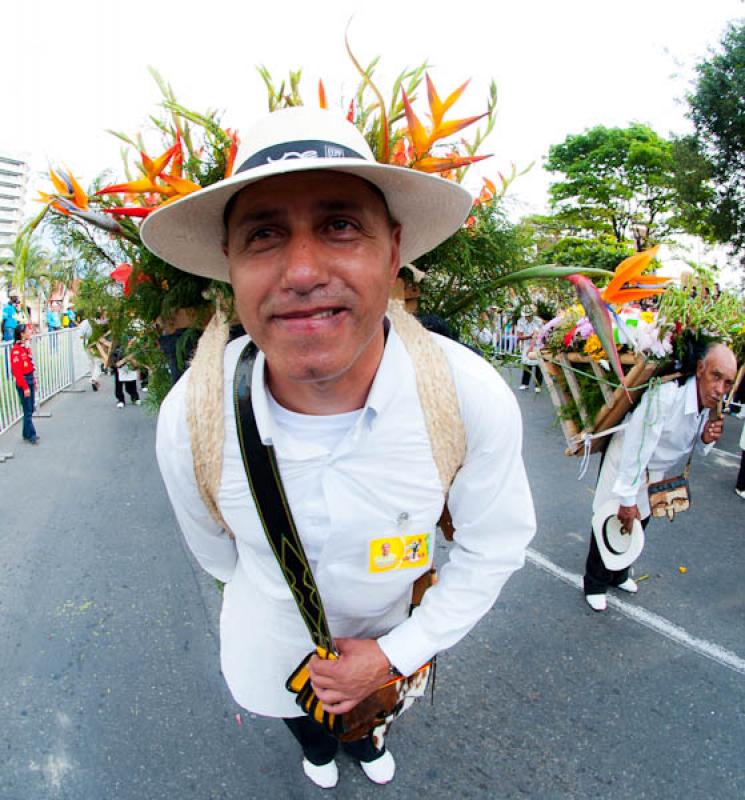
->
[696, 347, 736, 409]
[225, 171, 401, 397]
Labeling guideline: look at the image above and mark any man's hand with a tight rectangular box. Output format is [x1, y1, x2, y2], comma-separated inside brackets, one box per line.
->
[23, 388, 30, 398]
[616, 504, 640, 533]
[701, 417, 723, 445]
[308, 638, 391, 714]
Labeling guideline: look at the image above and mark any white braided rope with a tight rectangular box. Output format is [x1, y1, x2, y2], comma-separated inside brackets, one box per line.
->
[185, 300, 466, 533]
[186, 302, 234, 536]
[387, 300, 466, 491]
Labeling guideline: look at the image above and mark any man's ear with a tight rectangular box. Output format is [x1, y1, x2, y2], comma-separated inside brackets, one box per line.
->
[695, 358, 705, 380]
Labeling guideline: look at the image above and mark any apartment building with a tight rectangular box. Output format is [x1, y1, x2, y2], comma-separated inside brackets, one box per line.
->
[0, 152, 30, 261]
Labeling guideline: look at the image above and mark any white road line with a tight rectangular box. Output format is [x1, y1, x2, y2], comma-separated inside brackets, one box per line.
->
[526, 547, 745, 677]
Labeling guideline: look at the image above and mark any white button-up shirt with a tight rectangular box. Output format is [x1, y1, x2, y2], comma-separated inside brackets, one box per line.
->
[156, 326, 535, 717]
[595, 376, 713, 515]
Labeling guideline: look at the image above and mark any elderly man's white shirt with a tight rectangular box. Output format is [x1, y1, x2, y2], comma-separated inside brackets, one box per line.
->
[594, 377, 713, 516]
[157, 327, 535, 717]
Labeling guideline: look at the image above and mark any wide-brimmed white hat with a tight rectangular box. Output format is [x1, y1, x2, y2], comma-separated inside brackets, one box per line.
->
[140, 107, 474, 282]
[591, 500, 645, 571]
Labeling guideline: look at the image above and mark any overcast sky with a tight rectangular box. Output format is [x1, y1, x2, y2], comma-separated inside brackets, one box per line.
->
[3, 0, 743, 269]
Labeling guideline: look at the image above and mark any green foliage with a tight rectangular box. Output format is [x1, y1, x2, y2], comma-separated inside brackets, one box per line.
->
[0, 235, 52, 307]
[530, 225, 634, 273]
[125, 325, 172, 409]
[686, 20, 745, 262]
[556, 368, 606, 429]
[414, 203, 532, 330]
[546, 124, 684, 249]
[669, 136, 718, 241]
[659, 282, 745, 360]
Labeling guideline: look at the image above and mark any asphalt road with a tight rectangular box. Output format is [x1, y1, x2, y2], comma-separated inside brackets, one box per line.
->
[1, 370, 743, 800]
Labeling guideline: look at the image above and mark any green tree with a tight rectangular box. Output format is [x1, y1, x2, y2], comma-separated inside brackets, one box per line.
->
[0, 237, 53, 318]
[545, 124, 684, 250]
[525, 213, 634, 271]
[686, 20, 745, 259]
[414, 204, 533, 331]
[668, 135, 718, 241]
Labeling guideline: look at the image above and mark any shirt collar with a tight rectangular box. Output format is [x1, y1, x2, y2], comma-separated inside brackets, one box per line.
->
[361, 324, 406, 424]
[249, 321, 407, 447]
[684, 376, 702, 416]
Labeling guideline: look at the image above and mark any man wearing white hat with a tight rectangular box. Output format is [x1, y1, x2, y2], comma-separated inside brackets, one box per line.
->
[146, 107, 535, 788]
[583, 342, 736, 612]
[516, 305, 543, 393]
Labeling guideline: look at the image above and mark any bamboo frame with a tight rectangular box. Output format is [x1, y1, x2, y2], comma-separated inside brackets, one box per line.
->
[536, 354, 583, 449]
[557, 353, 591, 427]
[538, 350, 663, 456]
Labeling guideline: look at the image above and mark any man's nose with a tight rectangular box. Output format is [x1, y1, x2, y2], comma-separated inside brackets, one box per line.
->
[280, 232, 329, 294]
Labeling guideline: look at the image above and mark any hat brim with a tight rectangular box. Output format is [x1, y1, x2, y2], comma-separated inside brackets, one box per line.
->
[591, 500, 645, 571]
[140, 159, 473, 282]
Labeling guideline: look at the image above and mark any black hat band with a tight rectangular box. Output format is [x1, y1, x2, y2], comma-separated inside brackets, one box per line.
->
[236, 140, 365, 174]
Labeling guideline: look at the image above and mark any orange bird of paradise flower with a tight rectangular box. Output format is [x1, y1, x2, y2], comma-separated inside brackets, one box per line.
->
[97, 142, 181, 198]
[601, 246, 671, 306]
[37, 167, 90, 214]
[399, 75, 490, 174]
[318, 80, 328, 110]
[97, 139, 203, 212]
[465, 178, 497, 227]
[223, 128, 240, 179]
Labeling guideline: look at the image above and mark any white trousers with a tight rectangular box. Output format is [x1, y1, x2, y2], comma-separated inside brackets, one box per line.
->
[87, 353, 101, 383]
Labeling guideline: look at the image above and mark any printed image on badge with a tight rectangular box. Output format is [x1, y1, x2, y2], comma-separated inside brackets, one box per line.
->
[369, 534, 430, 573]
[402, 534, 428, 567]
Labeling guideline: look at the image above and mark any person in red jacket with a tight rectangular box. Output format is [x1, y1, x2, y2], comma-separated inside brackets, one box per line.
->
[10, 323, 39, 444]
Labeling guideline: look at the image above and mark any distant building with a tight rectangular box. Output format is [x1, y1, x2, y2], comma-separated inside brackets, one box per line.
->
[0, 152, 31, 286]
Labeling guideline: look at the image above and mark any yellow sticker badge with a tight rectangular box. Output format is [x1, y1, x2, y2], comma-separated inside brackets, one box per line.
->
[369, 534, 430, 573]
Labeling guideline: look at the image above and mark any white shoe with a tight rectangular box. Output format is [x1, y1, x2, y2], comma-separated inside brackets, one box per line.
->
[585, 593, 607, 612]
[518, 385, 529, 391]
[116, 402, 124, 408]
[302, 758, 338, 789]
[534, 387, 542, 393]
[735, 488, 745, 500]
[134, 399, 142, 406]
[361, 750, 396, 784]
[616, 578, 638, 594]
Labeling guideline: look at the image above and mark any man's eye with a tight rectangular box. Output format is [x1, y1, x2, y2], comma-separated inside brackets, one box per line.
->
[244, 227, 280, 248]
[328, 218, 358, 233]
[249, 228, 274, 241]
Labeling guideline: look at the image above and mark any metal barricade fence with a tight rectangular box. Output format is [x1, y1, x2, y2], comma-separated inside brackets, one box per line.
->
[494, 328, 518, 356]
[0, 328, 89, 438]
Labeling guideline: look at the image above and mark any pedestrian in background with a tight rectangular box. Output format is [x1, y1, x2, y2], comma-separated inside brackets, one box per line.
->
[112, 342, 141, 408]
[10, 324, 39, 445]
[516, 305, 544, 392]
[2, 295, 21, 342]
[583, 342, 737, 611]
[78, 315, 101, 391]
[46, 301, 61, 332]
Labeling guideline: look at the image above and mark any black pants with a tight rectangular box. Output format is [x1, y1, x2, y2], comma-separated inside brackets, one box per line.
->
[584, 516, 650, 594]
[115, 376, 139, 404]
[737, 450, 745, 492]
[520, 366, 543, 387]
[284, 716, 384, 766]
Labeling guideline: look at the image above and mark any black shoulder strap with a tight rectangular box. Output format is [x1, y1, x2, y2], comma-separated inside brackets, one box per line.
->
[233, 341, 334, 653]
